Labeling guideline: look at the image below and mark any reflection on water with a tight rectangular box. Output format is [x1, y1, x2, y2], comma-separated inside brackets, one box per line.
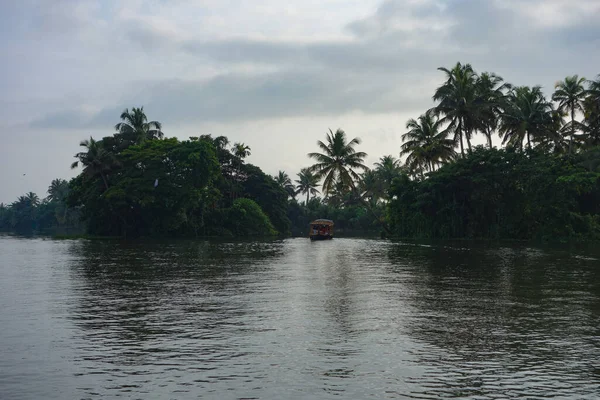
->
[0, 235, 599, 399]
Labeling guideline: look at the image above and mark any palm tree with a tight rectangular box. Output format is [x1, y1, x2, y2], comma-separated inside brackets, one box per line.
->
[213, 136, 230, 151]
[71, 137, 118, 190]
[499, 86, 555, 151]
[274, 171, 296, 199]
[308, 128, 368, 195]
[433, 62, 479, 156]
[401, 110, 456, 174]
[24, 192, 39, 207]
[47, 179, 69, 203]
[476, 72, 511, 148]
[374, 155, 402, 187]
[583, 75, 600, 147]
[115, 107, 163, 144]
[232, 142, 251, 159]
[295, 168, 320, 206]
[359, 169, 385, 205]
[552, 75, 587, 155]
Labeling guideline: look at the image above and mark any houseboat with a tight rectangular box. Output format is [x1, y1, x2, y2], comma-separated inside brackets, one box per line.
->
[309, 219, 334, 240]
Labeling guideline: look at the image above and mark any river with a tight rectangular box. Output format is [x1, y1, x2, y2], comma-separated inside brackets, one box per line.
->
[1, 235, 599, 399]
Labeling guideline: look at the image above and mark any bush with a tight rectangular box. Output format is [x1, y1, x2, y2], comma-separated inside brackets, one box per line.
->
[223, 198, 277, 237]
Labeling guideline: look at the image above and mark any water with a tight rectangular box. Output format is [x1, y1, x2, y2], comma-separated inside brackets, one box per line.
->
[1, 235, 599, 399]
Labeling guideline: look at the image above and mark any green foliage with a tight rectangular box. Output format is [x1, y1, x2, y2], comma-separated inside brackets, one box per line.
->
[223, 198, 277, 237]
[388, 147, 600, 241]
[308, 128, 368, 195]
[240, 164, 290, 235]
[401, 110, 456, 174]
[295, 168, 320, 206]
[0, 182, 82, 234]
[62, 114, 288, 238]
[69, 137, 220, 237]
[499, 86, 556, 151]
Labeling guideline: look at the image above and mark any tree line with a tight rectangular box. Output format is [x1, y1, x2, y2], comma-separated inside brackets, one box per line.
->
[1, 63, 599, 240]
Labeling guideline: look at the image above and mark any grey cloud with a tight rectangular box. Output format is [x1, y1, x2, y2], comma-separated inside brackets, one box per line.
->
[26, 0, 600, 131]
[345, 0, 443, 38]
[29, 67, 433, 130]
[126, 23, 174, 51]
[29, 109, 89, 130]
[183, 39, 307, 64]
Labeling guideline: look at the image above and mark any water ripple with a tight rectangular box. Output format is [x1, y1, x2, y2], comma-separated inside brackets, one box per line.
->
[1, 236, 599, 399]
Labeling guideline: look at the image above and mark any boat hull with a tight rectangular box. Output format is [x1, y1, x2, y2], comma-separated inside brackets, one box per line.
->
[310, 235, 333, 241]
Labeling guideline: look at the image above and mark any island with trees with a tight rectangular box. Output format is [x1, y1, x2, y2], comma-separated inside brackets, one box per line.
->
[1, 63, 599, 241]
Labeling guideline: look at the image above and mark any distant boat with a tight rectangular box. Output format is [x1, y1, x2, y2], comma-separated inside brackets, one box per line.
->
[309, 219, 334, 241]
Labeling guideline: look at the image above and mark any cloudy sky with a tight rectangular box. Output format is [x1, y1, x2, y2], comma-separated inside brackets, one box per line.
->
[1, 0, 599, 203]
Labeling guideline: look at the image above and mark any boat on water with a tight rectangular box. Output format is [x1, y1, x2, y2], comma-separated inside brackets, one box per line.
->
[309, 219, 334, 240]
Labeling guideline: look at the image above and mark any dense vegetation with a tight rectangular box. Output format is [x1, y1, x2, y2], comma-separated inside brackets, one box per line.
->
[389, 147, 600, 240]
[2, 64, 599, 241]
[388, 64, 600, 240]
[0, 180, 82, 234]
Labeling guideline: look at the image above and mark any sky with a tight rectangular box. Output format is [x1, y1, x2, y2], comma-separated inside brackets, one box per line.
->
[1, 0, 599, 203]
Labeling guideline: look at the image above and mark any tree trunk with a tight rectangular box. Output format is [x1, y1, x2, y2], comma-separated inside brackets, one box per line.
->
[527, 131, 531, 150]
[458, 122, 465, 157]
[356, 188, 392, 235]
[486, 128, 493, 149]
[466, 130, 472, 152]
[306, 191, 309, 207]
[569, 108, 575, 155]
[100, 173, 109, 191]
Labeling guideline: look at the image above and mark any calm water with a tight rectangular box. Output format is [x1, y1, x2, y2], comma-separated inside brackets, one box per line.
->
[1, 235, 599, 399]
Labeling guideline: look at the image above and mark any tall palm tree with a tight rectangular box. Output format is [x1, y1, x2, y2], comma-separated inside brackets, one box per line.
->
[308, 128, 368, 195]
[232, 142, 251, 159]
[499, 86, 555, 151]
[401, 110, 456, 174]
[583, 75, 600, 147]
[552, 75, 587, 155]
[213, 135, 230, 151]
[71, 137, 118, 190]
[47, 179, 69, 203]
[374, 155, 401, 185]
[25, 192, 40, 207]
[476, 72, 511, 148]
[115, 107, 163, 144]
[274, 171, 296, 199]
[433, 62, 479, 156]
[9, 194, 39, 231]
[359, 169, 385, 205]
[295, 168, 320, 206]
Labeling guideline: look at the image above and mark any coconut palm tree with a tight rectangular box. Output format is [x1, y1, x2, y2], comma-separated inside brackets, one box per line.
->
[359, 169, 385, 205]
[232, 142, 251, 159]
[552, 75, 587, 155]
[71, 137, 118, 190]
[374, 155, 402, 185]
[274, 171, 296, 199]
[401, 110, 456, 174]
[499, 86, 555, 151]
[308, 128, 368, 195]
[433, 62, 479, 156]
[115, 107, 163, 144]
[583, 75, 600, 148]
[295, 168, 320, 206]
[24, 192, 39, 207]
[476, 72, 511, 148]
[47, 179, 69, 203]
